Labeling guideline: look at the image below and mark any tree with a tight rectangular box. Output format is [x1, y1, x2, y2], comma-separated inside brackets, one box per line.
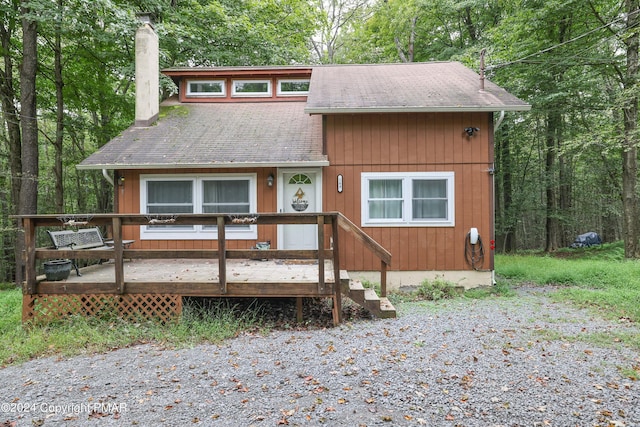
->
[311, 0, 370, 63]
[16, 0, 39, 284]
[620, 0, 640, 257]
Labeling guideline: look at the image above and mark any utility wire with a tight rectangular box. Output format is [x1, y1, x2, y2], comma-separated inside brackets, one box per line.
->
[488, 8, 640, 70]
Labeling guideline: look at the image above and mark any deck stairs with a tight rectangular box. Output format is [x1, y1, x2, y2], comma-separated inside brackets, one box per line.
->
[339, 271, 396, 319]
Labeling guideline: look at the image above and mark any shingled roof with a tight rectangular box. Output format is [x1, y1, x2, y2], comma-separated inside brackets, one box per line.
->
[79, 62, 529, 170]
[78, 101, 326, 170]
[305, 62, 530, 114]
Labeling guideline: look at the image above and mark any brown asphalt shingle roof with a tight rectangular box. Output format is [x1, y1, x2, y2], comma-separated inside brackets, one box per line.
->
[79, 62, 530, 170]
[78, 101, 326, 170]
[305, 62, 530, 113]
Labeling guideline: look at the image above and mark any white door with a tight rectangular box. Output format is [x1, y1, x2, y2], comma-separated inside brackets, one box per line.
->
[281, 171, 319, 250]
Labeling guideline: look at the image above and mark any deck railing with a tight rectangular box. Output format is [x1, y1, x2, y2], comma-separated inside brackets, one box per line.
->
[14, 212, 391, 323]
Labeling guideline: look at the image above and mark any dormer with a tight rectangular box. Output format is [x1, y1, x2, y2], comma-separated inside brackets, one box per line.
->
[162, 66, 312, 103]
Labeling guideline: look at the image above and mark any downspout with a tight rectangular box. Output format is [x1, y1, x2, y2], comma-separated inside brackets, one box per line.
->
[102, 169, 114, 186]
[494, 110, 505, 133]
[490, 111, 504, 286]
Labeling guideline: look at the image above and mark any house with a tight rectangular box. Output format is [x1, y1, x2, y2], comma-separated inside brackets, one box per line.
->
[78, 22, 530, 290]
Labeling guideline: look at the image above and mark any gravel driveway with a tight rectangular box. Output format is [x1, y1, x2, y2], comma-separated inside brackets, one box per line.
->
[1, 285, 638, 427]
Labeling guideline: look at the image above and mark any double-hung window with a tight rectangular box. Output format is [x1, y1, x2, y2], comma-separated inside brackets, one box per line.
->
[361, 172, 454, 226]
[140, 174, 257, 239]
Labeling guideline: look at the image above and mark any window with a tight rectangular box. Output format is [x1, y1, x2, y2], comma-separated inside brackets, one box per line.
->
[277, 79, 310, 96]
[361, 172, 454, 226]
[232, 80, 272, 97]
[202, 179, 250, 231]
[146, 180, 194, 231]
[140, 174, 257, 240]
[186, 80, 226, 97]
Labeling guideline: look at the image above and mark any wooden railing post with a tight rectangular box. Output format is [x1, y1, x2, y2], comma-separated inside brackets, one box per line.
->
[380, 260, 388, 298]
[217, 215, 227, 294]
[112, 217, 124, 294]
[331, 215, 342, 325]
[24, 218, 36, 294]
[317, 215, 325, 293]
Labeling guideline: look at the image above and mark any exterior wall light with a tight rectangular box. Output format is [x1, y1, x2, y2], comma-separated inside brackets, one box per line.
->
[464, 127, 479, 137]
[267, 173, 274, 187]
[118, 175, 125, 186]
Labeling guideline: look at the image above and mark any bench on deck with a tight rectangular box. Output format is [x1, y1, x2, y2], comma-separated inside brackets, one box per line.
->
[47, 227, 134, 276]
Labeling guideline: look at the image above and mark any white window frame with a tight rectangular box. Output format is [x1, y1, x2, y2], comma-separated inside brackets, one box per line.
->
[186, 80, 226, 97]
[140, 173, 258, 240]
[231, 79, 272, 97]
[361, 172, 455, 227]
[277, 79, 310, 96]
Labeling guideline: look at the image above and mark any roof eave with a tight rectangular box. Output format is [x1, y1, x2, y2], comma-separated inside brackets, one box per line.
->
[304, 105, 532, 114]
[76, 160, 330, 171]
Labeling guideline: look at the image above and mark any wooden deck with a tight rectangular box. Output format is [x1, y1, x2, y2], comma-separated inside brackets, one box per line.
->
[35, 258, 338, 297]
[14, 212, 394, 325]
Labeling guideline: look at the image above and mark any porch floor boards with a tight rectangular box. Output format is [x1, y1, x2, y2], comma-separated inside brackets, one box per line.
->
[35, 258, 337, 297]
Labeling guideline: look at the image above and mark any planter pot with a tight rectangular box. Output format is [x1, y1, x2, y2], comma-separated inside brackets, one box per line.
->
[43, 259, 72, 281]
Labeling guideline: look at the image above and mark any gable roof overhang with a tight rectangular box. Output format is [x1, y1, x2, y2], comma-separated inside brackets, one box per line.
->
[304, 62, 531, 115]
[77, 100, 327, 171]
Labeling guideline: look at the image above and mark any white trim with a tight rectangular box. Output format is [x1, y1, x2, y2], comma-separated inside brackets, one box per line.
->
[139, 173, 258, 240]
[186, 80, 226, 97]
[77, 160, 330, 171]
[277, 167, 323, 249]
[277, 78, 310, 96]
[231, 79, 272, 97]
[304, 105, 531, 114]
[361, 172, 455, 227]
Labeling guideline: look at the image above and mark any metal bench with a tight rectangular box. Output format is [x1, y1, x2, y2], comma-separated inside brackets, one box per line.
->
[47, 227, 134, 276]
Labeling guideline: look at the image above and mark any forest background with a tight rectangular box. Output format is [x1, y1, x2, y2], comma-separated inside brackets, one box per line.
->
[1, 0, 639, 283]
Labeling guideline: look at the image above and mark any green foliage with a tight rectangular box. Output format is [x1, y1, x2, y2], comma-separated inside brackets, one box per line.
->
[415, 278, 462, 301]
[0, 289, 260, 367]
[496, 247, 640, 322]
[159, 0, 318, 67]
[463, 280, 517, 299]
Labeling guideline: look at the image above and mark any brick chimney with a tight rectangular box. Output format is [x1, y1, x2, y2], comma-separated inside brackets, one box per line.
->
[135, 14, 159, 127]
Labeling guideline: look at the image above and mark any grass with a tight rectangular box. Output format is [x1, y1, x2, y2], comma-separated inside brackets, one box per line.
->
[0, 292, 261, 367]
[496, 241, 640, 323]
[1, 240, 638, 366]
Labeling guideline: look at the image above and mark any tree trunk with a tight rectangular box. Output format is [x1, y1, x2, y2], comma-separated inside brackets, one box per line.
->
[496, 123, 516, 252]
[53, 0, 64, 213]
[16, 1, 39, 285]
[0, 4, 20, 284]
[559, 155, 572, 247]
[622, 0, 639, 258]
[0, 5, 21, 212]
[544, 111, 560, 252]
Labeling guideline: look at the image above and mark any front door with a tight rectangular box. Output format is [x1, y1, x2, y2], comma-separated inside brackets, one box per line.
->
[281, 170, 320, 250]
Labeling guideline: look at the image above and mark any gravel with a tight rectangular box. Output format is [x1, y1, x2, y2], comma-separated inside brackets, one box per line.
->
[1, 285, 639, 427]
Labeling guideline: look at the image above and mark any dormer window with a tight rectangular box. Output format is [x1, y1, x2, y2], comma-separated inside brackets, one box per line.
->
[277, 79, 310, 96]
[232, 80, 272, 97]
[186, 80, 226, 97]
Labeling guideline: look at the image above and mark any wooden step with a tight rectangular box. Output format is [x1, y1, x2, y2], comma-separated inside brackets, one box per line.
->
[377, 297, 397, 318]
[342, 277, 396, 319]
[347, 280, 365, 305]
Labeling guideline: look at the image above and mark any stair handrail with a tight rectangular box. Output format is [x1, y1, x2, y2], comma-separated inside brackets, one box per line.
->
[335, 212, 391, 296]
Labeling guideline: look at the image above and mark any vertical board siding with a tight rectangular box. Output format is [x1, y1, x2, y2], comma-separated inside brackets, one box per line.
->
[118, 167, 278, 250]
[324, 112, 492, 272]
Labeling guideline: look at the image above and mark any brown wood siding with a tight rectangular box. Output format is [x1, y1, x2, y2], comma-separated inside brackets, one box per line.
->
[116, 168, 278, 250]
[323, 112, 493, 272]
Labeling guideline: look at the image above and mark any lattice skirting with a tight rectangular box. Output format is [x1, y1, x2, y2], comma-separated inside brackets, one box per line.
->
[22, 294, 182, 324]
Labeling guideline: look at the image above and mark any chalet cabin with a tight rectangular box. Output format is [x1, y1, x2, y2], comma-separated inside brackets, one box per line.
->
[78, 23, 530, 291]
